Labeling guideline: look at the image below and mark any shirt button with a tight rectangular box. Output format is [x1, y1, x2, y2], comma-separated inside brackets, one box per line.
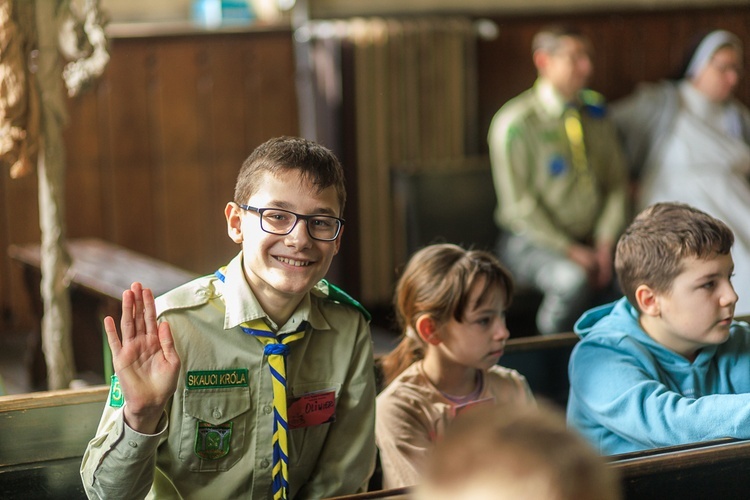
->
[261, 459, 270, 468]
[128, 441, 138, 448]
[263, 405, 272, 414]
[213, 409, 223, 419]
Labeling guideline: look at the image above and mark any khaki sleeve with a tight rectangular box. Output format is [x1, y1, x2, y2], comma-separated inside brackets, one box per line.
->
[80, 403, 168, 499]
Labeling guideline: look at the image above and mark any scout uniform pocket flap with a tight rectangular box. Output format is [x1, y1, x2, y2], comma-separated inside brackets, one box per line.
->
[183, 387, 251, 426]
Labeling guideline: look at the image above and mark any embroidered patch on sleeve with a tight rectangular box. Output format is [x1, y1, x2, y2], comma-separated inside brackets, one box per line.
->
[108, 375, 124, 408]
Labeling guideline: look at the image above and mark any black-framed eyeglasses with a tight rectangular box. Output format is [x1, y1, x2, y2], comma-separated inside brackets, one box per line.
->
[238, 204, 345, 241]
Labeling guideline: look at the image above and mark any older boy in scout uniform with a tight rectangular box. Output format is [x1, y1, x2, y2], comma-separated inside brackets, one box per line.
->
[488, 25, 629, 335]
[80, 137, 376, 499]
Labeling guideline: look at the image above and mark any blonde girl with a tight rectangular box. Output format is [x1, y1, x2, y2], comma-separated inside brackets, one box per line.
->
[376, 243, 535, 489]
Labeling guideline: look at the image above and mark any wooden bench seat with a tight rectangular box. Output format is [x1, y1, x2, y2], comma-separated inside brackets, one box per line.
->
[8, 238, 198, 389]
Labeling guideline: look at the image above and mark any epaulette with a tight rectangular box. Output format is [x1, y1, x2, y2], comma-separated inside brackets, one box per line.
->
[314, 279, 372, 322]
[155, 279, 214, 314]
[579, 89, 607, 119]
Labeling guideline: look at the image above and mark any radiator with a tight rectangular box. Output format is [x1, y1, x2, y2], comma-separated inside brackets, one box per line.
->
[298, 16, 479, 304]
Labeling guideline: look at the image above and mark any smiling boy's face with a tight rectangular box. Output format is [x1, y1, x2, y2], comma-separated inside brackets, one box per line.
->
[226, 169, 342, 320]
[641, 252, 737, 359]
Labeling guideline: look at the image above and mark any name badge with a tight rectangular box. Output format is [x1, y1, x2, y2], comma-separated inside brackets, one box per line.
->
[287, 389, 336, 429]
[186, 369, 249, 389]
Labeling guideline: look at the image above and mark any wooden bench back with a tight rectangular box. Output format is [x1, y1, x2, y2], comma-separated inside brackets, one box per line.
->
[0, 385, 108, 467]
[502, 332, 578, 408]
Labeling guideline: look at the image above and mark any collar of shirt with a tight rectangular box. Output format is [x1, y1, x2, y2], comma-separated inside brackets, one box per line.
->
[217, 252, 332, 336]
[534, 78, 569, 119]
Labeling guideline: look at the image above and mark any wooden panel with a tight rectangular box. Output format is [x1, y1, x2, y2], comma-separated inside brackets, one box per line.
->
[0, 28, 298, 332]
[100, 39, 158, 254]
[64, 92, 105, 240]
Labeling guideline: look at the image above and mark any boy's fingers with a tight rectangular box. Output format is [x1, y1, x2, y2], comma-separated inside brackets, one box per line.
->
[158, 321, 181, 367]
[131, 282, 147, 336]
[103, 316, 122, 357]
[120, 290, 136, 342]
[142, 287, 158, 335]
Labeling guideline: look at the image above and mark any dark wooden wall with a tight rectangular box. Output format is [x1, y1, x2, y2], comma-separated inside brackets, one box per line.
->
[1, 27, 299, 330]
[2, 5, 749, 331]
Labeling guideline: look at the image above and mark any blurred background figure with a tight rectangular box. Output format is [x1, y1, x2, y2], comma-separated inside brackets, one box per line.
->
[612, 29, 750, 314]
[488, 25, 629, 335]
[413, 401, 622, 500]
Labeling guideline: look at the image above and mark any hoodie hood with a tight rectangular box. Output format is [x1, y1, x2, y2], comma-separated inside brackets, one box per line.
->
[574, 297, 640, 339]
[574, 296, 720, 367]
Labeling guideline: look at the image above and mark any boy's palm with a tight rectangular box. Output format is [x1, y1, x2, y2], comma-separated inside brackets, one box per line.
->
[104, 282, 181, 433]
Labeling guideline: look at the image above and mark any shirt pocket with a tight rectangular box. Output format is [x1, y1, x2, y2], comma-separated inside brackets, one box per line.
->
[287, 382, 341, 466]
[179, 387, 251, 471]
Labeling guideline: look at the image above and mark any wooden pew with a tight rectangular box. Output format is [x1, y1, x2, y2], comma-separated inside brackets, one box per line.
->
[330, 438, 750, 500]
[8, 238, 198, 389]
[4, 383, 749, 499]
[501, 332, 579, 409]
[0, 386, 108, 499]
[611, 438, 750, 499]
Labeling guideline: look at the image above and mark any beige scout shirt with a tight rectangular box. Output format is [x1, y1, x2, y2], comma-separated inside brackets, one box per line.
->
[375, 361, 534, 489]
[488, 78, 629, 254]
[80, 252, 376, 499]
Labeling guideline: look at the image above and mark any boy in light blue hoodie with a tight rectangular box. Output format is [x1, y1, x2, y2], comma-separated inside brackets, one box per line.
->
[567, 202, 750, 455]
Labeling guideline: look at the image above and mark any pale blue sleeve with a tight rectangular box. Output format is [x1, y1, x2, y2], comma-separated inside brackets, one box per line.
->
[568, 335, 750, 454]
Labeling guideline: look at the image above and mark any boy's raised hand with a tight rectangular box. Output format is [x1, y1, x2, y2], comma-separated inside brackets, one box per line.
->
[104, 282, 181, 434]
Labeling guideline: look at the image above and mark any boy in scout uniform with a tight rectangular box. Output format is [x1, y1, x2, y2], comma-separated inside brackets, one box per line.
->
[80, 137, 376, 499]
[488, 25, 629, 335]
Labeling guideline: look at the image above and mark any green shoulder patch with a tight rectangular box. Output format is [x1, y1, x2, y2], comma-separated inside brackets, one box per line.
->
[108, 375, 124, 408]
[316, 279, 372, 322]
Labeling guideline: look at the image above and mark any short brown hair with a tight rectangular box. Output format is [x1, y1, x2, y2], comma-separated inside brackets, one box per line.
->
[379, 244, 514, 387]
[233, 136, 346, 213]
[615, 202, 734, 311]
[532, 25, 591, 56]
[416, 402, 622, 500]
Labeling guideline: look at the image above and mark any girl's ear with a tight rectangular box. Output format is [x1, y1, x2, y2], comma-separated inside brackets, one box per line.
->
[415, 314, 441, 346]
[635, 284, 660, 317]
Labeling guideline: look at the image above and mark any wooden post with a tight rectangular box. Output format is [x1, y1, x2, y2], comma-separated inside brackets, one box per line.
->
[34, 0, 75, 390]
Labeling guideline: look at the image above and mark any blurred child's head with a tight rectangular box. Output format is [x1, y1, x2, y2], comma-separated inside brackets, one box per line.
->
[234, 136, 346, 214]
[380, 244, 514, 386]
[414, 401, 622, 500]
[616, 202, 734, 312]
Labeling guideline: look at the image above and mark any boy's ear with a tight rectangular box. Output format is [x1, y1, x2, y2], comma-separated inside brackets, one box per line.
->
[225, 202, 243, 244]
[415, 314, 441, 346]
[532, 49, 549, 74]
[635, 284, 661, 317]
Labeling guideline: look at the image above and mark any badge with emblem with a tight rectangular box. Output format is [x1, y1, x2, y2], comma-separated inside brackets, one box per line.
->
[549, 154, 567, 176]
[195, 420, 233, 460]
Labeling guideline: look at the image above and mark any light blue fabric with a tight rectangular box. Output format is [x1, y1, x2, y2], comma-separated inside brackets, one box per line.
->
[567, 296, 750, 455]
